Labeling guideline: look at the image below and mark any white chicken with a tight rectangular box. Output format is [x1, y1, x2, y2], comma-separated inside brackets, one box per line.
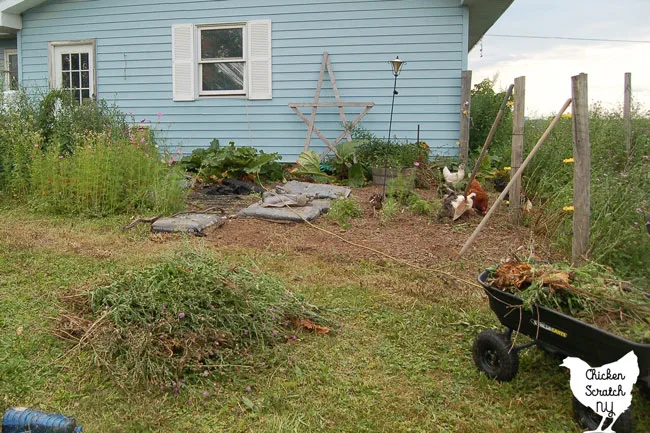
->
[451, 192, 476, 221]
[442, 163, 466, 184]
[561, 351, 639, 433]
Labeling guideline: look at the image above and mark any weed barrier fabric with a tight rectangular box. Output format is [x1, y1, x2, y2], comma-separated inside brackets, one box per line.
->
[151, 214, 225, 233]
[280, 181, 351, 200]
[238, 200, 331, 222]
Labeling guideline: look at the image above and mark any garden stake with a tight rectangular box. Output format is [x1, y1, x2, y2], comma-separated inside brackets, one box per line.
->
[464, 84, 514, 198]
[459, 98, 572, 257]
[382, 56, 405, 198]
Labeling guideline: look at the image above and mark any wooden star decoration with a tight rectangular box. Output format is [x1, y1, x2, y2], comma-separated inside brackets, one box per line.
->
[289, 52, 374, 158]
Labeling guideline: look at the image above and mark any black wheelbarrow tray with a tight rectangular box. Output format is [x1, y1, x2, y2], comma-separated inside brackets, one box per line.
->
[473, 269, 650, 432]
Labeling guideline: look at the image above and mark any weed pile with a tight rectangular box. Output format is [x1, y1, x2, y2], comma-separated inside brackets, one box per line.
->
[61, 251, 328, 388]
[487, 261, 650, 343]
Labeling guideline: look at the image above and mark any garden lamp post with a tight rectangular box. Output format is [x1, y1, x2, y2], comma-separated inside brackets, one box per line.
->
[382, 56, 405, 198]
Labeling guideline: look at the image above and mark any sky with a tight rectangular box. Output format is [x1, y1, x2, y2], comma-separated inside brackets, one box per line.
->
[468, 0, 650, 117]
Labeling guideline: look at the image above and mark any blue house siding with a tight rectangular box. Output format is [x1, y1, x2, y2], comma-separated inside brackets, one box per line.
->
[19, 0, 467, 160]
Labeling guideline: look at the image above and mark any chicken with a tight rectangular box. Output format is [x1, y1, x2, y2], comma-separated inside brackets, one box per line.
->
[561, 351, 639, 432]
[452, 192, 476, 221]
[369, 192, 384, 216]
[442, 163, 465, 184]
[468, 179, 489, 215]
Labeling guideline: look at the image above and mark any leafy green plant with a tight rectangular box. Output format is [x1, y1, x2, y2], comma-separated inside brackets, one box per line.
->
[291, 150, 334, 183]
[181, 139, 283, 182]
[322, 140, 366, 187]
[326, 196, 363, 229]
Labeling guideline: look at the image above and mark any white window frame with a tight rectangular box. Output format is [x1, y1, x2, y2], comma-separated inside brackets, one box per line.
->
[172, 21, 272, 102]
[4, 49, 17, 90]
[196, 23, 247, 97]
[48, 39, 97, 100]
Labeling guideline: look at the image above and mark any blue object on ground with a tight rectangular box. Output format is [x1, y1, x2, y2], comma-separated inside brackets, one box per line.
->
[2, 407, 82, 433]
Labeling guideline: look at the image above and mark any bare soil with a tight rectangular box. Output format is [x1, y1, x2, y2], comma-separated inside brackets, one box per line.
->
[190, 185, 559, 271]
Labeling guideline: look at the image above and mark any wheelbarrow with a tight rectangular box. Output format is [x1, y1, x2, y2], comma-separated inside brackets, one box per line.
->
[473, 269, 650, 433]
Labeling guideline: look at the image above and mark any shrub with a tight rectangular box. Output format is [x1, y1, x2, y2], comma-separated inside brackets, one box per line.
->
[0, 92, 42, 196]
[86, 251, 328, 387]
[37, 89, 127, 155]
[469, 78, 513, 156]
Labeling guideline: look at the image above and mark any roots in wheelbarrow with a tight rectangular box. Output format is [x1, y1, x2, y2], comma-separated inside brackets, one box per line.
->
[472, 329, 519, 382]
[572, 396, 634, 433]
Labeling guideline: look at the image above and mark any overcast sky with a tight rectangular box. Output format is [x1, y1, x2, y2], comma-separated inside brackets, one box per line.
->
[469, 0, 650, 117]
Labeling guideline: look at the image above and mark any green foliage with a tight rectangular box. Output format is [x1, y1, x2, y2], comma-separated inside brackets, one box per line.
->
[407, 195, 438, 216]
[489, 104, 650, 285]
[0, 94, 42, 197]
[386, 171, 415, 204]
[322, 140, 366, 187]
[469, 78, 513, 156]
[181, 139, 282, 182]
[379, 196, 399, 224]
[89, 250, 328, 386]
[356, 138, 424, 170]
[29, 131, 186, 216]
[292, 150, 334, 183]
[36, 89, 127, 155]
[326, 196, 363, 229]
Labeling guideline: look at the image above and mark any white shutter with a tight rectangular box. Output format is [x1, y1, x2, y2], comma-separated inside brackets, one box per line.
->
[247, 20, 272, 100]
[172, 24, 195, 101]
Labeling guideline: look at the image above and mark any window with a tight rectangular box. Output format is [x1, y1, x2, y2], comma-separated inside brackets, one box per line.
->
[172, 21, 272, 101]
[49, 40, 96, 103]
[4, 49, 18, 91]
[199, 25, 245, 96]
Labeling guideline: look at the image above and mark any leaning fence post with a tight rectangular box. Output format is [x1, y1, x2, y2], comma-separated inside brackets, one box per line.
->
[571, 73, 591, 265]
[459, 98, 572, 257]
[510, 76, 525, 223]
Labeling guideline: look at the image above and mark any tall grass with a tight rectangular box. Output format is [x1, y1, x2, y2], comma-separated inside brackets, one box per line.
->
[493, 105, 650, 285]
[0, 88, 186, 215]
[30, 131, 186, 216]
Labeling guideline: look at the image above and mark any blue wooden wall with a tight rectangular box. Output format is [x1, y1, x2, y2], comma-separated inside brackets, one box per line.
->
[19, 0, 467, 161]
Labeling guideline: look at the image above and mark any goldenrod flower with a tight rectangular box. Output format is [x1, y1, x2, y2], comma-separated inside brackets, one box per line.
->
[562, 113, 572, 119]
[503, 166, 512, 171]
[563, 158, 574, 164]
[563, 206, 575, 212]
[506, 101, 514, 107]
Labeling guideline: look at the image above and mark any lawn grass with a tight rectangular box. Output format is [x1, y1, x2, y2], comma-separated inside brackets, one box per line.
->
[0, 209, 648, 432]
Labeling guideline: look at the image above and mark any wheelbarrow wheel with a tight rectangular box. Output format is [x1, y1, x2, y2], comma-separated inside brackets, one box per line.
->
[572, 396, 634, 433]
[472, 329, 519, 382]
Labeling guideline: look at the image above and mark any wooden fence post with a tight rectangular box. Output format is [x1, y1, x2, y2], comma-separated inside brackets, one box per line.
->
[571, 73, 590, 265]
[510, 76, 525, 223]
[624, 72, 632, 162]
[459, 98, 572, 257]
[459, 70, 472, 164]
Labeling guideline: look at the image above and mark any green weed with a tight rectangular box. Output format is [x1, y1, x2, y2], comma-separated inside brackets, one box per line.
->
[326, 196, 363, 229]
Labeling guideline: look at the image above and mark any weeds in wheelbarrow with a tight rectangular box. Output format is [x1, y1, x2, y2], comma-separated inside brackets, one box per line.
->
[486, 260, 650, 343]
